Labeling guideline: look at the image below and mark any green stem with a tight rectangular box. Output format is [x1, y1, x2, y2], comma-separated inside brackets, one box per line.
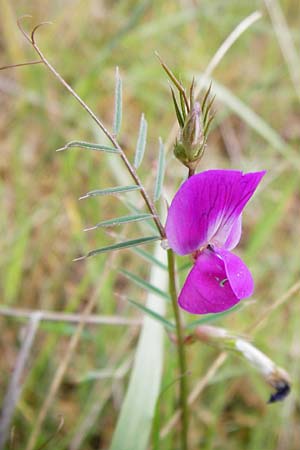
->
[167, 249, 188, 450]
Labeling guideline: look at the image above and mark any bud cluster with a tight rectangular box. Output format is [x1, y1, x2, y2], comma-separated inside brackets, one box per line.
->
[173, 82, 214, 173]
[157, 55, 214, 173]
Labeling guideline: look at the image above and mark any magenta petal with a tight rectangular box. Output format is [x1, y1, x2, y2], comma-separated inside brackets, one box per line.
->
[165, 170, 265, 255]
[214, 247, 254, 299]
[178, 248, 253, 314]
[223, 215, 242, 250]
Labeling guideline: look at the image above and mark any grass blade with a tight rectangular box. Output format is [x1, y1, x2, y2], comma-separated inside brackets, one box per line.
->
[110, 243, 167, 450]
[153, 138, 165, 202]
[120, 268, 170, 301]
[84, 213, 154, 231]
[134, 114, 148, 168]
[200, 78, 300, 166]
[56, 140, 120, 153]
[128, 299, 175, 330]
[246, 173, 298, 260]
[75, 236, 160, 260]
[79, 185, 141, 200]
[113, 67, 122, 136]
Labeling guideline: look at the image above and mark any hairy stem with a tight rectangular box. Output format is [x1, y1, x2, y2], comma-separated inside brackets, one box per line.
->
[188, 167, 195, 178]
[167, 249, 188, 450]
[19, 21, 165, 238]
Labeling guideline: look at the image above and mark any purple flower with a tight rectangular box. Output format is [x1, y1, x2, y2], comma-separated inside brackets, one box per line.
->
[165, 170, 265, 314]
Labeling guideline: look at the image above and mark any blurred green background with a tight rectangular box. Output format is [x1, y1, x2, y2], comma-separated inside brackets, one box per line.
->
[1, 0, 300, 449]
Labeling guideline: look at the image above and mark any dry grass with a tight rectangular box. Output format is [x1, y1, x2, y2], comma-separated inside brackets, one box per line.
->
[1, 1, 300, 449]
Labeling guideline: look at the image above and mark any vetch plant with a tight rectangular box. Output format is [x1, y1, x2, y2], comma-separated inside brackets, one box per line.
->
[0, 17, 291, 450]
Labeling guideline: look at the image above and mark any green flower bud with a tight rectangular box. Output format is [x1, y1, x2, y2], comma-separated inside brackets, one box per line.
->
[182, 102, 203, 154]
[174, 102, 205, 171]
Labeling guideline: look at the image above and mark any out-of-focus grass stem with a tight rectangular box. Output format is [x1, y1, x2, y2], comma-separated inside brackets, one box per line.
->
[167, 249, 188, 450]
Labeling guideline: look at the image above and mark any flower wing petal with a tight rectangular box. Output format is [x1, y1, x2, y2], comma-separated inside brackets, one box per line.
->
[214, 248, 254, 299]
[165, 170, 265, 255]
[178, 248, 253, 314]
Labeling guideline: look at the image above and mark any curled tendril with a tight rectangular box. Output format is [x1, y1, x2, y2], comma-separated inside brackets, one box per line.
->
[0, 17, 54, 72]
[17, 15, 33, 43]
[16, 15, 53, 45]
[11, 15, 166, 241]
[30, 21, 53, 44]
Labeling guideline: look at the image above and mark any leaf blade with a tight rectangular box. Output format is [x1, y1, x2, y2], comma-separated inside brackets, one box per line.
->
[56, 140, 120, 154]
[170, 88, 184, 127]
[113, 67, 122, 136]
[128, 298, 175, 330]
[84, 213, 154, 231]
[186, 304, 242, 330]
[79, 185, 141, 200]
[120, 268, 170, 301]
[153, 138, 165, 202]
[134, 114, 148, 168]
[75, 236, 160, 260]
[132, 247, 168, 270]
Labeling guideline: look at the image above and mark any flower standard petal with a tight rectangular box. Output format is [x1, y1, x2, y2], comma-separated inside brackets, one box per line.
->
[165, 170, 265, 255]
[178, 248, 253, 314]
[223, 215, 242, 250]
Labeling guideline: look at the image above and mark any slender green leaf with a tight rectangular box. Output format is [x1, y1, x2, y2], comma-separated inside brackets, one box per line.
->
[132, 247, 168, 270]
[134, 114, 147, 168]
[56, 140, 120, 153]
[201, 81, 212, 114]
[186, 304, 242, 330]
[120, 268, 170, 301]
[79, 185, 141, 200]
[110, 243, 167, 450]
[128, 299, 174, 330]
[203, 94, 215, 127]
[84, 213, 154, 231]
[156, 51, 186, 102]
[179, 89, 187, 116]
[113, 67, 122, 136]
[170, 88, 184, 127]
[153, 138, 165, 202]
[189, 77, 195, 110]
[125, 200, 157, 232]
[75, 236, 160, 260]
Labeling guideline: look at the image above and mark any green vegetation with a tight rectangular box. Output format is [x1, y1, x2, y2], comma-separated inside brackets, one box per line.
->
[1, 1, 300, 449]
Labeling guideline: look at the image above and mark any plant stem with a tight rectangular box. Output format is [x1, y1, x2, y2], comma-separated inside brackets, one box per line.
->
[167, 249, 188, 450]
[188, 167, 195, 178]
[18, 21, 166, 239]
